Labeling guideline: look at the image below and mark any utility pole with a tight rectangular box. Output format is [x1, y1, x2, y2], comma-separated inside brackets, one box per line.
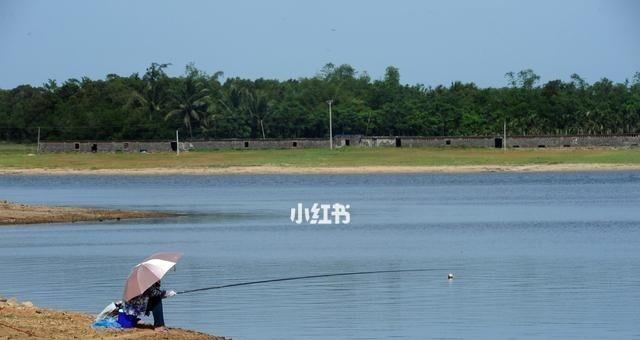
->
[503, 119, 507, 151]
[176, 130, 180, 156]
[327, 99, 333, 150]
[36, 127, 41, 154]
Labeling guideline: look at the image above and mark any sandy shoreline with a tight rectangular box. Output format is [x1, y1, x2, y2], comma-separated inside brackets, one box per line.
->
[0, 296, 226, 340]
[0, 201, 174, 226]
[1, 163, 640, 175]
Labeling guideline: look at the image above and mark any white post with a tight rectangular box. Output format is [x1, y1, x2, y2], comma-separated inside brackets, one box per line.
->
[176, 130, 179, 155]
[503, 119, 507, 151]
[327, 99, 333, 150]
[36, 127, 41, 154]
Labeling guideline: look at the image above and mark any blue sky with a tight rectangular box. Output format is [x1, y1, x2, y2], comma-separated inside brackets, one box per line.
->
[0, 0, 638, 88]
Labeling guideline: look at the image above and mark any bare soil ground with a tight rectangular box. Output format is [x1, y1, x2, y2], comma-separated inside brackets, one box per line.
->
[0, 297, 227, 340]
[0, 201, 174, 225]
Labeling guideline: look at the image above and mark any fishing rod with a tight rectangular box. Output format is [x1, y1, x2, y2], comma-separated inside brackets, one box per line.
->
[177, 268, 443, 295]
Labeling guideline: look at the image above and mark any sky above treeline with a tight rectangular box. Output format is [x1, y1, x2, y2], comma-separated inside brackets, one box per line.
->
[0, 0, 638, 89]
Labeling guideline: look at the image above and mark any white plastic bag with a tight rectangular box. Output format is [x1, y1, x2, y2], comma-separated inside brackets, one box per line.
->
[95, 301, 120, 321]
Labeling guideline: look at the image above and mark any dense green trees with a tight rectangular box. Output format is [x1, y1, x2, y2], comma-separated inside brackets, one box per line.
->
[1, 63, 639, 142]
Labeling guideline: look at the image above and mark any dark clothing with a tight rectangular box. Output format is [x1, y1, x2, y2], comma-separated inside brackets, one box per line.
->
[150, 300, 165, 327]
[143, 282, 166, 327]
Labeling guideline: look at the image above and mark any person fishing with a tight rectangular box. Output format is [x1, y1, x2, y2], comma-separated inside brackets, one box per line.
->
[121, 253, 182, 330]
[143, 280, 177, 332]
[107, 252, 446, 332]
[123, 280, 176, 331]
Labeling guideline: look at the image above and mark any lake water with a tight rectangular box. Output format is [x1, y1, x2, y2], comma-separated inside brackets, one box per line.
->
[1, 172, 639, 339]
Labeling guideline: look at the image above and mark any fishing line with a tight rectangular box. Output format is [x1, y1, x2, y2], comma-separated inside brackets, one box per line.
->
[177, 268, 442, 295]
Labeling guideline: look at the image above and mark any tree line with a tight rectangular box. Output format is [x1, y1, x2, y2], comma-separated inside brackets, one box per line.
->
[1, 63, 639, 142]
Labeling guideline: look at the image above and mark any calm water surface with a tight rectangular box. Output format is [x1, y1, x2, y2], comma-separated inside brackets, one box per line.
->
[1, 172, 639, 339]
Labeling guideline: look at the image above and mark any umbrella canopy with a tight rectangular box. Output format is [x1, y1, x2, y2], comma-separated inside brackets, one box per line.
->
[123, 252, 183, 302]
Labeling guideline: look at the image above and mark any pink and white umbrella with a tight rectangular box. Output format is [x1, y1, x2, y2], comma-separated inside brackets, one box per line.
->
[123, 252, 183, 302]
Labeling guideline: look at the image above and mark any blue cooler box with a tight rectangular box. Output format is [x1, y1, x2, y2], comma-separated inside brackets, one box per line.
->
[117, 312, 138, 328]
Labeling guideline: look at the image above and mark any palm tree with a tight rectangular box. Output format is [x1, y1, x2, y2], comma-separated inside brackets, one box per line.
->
[199, 113, 216, 140]
[127, 63, 171, 121]
[165, 76, 210, 138]
[240, 88, 271, 139]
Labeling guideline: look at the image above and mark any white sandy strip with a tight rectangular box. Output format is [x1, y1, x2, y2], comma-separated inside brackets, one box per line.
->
[1, 164, 640, 175]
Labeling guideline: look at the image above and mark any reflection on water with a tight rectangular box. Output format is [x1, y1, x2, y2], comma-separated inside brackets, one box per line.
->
[1, 173, 639, 339]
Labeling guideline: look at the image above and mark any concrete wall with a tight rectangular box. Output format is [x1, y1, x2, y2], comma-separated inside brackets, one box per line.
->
[376, 136, 496, 148]
[39, 138, 329, 152]
[507, 135, 640, 148]
[190, 138, 329, 150]
[39, 134, 640, 152]
[343, 135, 640, 148]
[38, 141, 182, 153]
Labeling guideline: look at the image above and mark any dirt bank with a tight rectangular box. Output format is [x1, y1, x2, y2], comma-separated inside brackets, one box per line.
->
[0, 201, 174, 226]
[0, 296, 227, 340]
[2, 163, 640, 175]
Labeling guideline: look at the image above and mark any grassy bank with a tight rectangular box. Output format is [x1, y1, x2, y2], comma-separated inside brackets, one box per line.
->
[2, 143, 640, 171]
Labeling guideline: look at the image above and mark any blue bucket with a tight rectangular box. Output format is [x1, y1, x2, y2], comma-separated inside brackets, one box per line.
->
[117, 312, 137, 328]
